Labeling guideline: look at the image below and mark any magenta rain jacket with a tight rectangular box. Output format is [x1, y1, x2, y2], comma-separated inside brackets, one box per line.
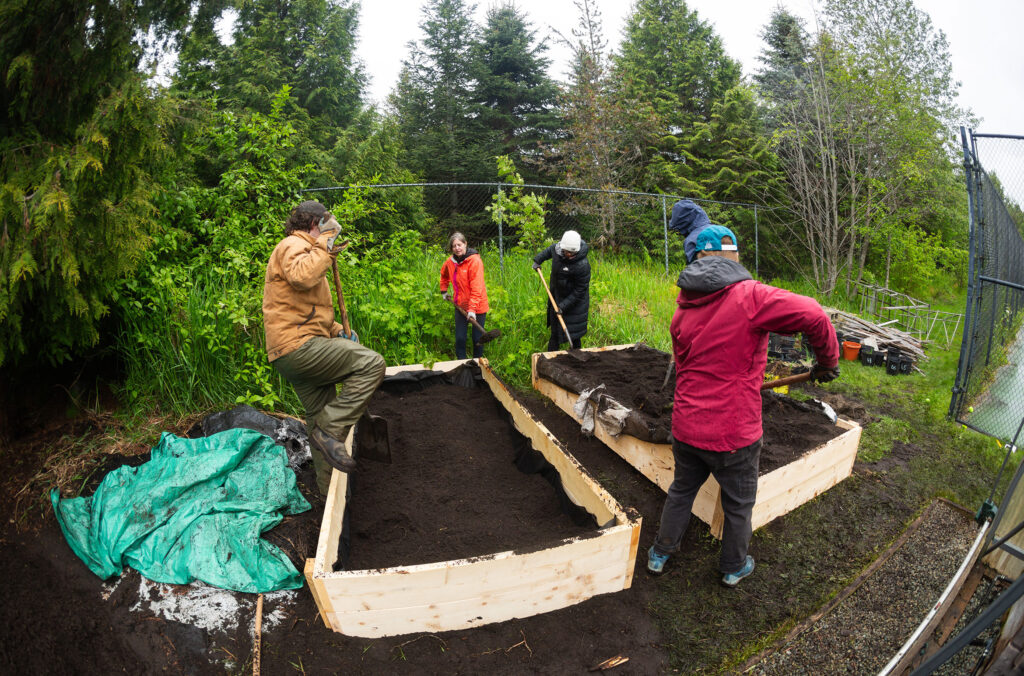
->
[670, 256, 839, 451]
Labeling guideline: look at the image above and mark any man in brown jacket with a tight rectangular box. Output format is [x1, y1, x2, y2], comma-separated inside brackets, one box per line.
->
[263, 200, 386, 495]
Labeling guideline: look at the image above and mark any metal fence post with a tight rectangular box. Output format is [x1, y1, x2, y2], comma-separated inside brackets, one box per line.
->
[950, 127, 980, 420]
[662, 196, 669, 275]
[497, 185, 504, 272]
[754, 205, 760, 278]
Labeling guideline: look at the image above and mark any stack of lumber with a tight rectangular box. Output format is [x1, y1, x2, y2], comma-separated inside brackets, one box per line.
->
[828, 309, 927, 362]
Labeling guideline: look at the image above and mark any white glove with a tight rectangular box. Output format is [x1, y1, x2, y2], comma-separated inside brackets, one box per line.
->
[467, 311, 477, 321]
[319, 214, 342, 250]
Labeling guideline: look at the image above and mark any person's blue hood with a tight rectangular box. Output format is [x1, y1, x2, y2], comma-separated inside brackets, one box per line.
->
[669, 199, 710, 236]
[669, 200, 715, 263]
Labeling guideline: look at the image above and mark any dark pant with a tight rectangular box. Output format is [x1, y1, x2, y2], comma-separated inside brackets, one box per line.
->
[653, 437, 761, 573]
[454, 309, 486, 359]
[272, 336, 386, 494]
[547, 330, 582, 351]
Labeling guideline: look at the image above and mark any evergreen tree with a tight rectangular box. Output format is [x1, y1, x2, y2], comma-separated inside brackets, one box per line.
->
[0, 0, 191, 367]
[610, 0, 741, 195]
[470, 4, 560, 178]
[389, 0, 501, 235]
[555, 0, 657, 244]
[681, 85, 784, 205]
[754, 8, 811, 118]
[613, 0, 741, 134]
[390, 0, 493, 186]
[174, 0, 366, 183]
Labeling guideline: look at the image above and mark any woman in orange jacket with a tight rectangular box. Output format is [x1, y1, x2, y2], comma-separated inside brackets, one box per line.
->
[439, 232, 490, 359]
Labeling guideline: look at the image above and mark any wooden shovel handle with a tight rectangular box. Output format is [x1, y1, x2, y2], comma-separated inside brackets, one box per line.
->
[443, 294, 488, 334]
[331, 259, 351, 337]
[761, 371, 813, 390]
[536, 267, 575, 349]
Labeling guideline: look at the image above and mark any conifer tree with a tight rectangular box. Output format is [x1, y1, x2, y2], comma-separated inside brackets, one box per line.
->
[470, 4, 560, 178]
[0, 0, 191, 366]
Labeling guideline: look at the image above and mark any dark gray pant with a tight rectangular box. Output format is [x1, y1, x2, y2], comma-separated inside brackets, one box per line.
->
[653, 437, 761, 573]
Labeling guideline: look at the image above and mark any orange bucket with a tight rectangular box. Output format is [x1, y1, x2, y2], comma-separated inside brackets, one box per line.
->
[842, 340, 861, 361]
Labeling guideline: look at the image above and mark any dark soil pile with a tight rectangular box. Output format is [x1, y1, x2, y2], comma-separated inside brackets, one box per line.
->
[759, 393, 844, 474]
[538, 343, 675, 439]
[538, 344, 845, 474]
[345, 377, 596, 570]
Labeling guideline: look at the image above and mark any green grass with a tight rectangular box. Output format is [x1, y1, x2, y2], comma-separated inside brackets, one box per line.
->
[858, 415, 915, 462]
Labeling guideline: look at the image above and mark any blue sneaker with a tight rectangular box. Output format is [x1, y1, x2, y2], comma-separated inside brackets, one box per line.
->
[647, 546, 670, 575]
[721, 555, 755, 588]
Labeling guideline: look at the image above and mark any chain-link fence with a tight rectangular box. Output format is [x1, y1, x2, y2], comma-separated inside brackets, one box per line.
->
[304, 182, 765, 276]
[949, 129, 1024, 446]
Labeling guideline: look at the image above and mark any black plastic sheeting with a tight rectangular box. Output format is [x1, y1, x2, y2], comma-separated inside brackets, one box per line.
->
[188, 404, 311, 471]
[536, 350, 673, 443]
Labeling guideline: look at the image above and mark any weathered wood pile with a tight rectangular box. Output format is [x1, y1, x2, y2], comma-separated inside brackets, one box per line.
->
[828, 308, 927, 362]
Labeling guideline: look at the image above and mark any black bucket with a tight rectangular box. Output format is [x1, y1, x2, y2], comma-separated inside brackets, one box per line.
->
[860, 345, 875, 366]
[899, 355, 913, 375]
[886, 347, 902, 376]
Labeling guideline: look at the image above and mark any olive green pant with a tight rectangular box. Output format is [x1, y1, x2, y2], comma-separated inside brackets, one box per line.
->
[272, 336, 386, 494]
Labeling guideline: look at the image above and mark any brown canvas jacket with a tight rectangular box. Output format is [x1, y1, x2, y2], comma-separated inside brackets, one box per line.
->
[263, 231, 344, 361]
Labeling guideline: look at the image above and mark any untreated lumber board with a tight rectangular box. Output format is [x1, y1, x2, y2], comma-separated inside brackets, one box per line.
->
[532, 344, 862, 539]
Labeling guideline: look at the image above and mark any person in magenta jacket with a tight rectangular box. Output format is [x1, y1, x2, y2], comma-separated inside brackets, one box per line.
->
[647, 225, 840, 586]
[439, 232, 490, 359]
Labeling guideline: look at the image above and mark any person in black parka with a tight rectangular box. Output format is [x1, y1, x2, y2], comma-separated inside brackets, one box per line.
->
[533, 230, 591, 350]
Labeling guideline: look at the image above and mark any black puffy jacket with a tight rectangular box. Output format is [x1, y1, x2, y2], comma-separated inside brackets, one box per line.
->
[534, 242, 591, 341]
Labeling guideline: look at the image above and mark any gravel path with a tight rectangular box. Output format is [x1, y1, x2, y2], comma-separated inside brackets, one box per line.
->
[750, 500, 978, 675]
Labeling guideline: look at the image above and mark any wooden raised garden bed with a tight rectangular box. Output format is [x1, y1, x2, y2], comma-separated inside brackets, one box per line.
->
[305, 358, 641, 638]
[531, 344, 862, 539]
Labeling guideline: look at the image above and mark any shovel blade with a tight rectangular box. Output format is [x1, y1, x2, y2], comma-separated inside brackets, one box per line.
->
[477, 329, 502, 345]
[355, 413, 392, 463]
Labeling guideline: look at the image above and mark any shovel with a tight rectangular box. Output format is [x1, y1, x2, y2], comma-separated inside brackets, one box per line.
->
[329, 250, 391, 463]
[761, 372, 837, 423]
[760, 371, 813, 390]
[442, 295, 502, 345]
[535, 267, 589, 360]
[354, 412, 392, 464]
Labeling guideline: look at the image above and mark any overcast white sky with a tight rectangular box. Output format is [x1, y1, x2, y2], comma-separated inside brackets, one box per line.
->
[357, 0, 1023, 138]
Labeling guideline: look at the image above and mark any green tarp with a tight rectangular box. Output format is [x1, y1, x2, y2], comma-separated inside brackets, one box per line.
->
[52, 429, 311, 593]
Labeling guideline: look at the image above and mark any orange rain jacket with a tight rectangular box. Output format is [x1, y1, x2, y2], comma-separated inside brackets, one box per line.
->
[439, 250, 490, 314]
[263, 230, 344, 362]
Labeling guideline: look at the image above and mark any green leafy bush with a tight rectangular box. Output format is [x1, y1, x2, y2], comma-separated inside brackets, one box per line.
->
[487, 155, 550, 252]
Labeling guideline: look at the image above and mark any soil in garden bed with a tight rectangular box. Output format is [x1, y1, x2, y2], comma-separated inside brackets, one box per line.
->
[342, 374, 597, 571]
[538, 344, 845, 474]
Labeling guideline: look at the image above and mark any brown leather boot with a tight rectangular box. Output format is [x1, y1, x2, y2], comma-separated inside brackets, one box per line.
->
[310, 427, 357, 473]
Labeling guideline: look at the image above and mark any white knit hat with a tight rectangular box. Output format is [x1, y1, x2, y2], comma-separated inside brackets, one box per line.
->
[559, 230, 581, 253]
